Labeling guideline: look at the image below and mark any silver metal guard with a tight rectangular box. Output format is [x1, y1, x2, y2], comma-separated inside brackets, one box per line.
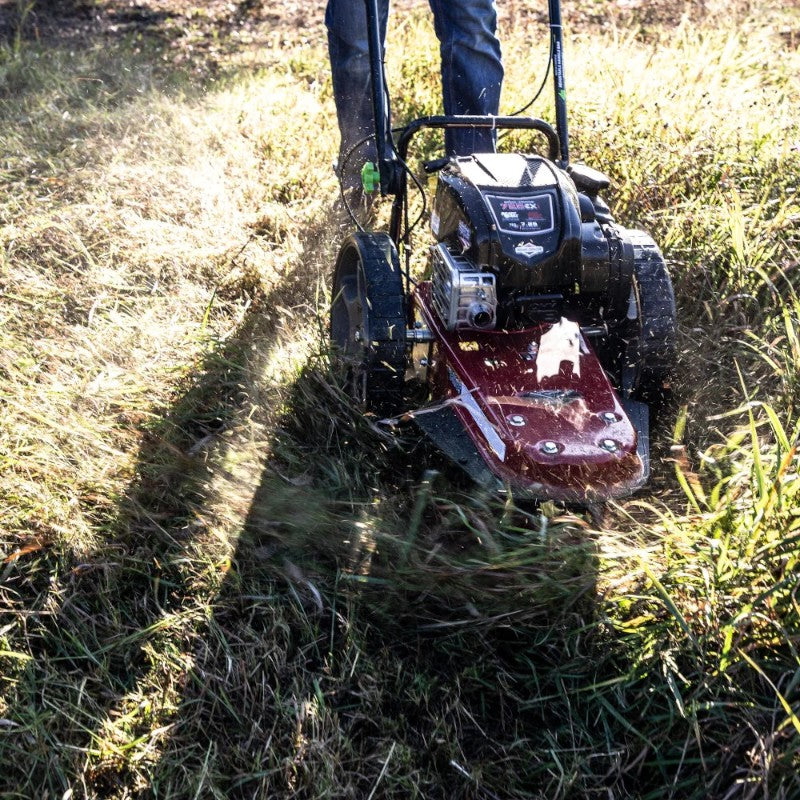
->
[430, 243, 497, 331]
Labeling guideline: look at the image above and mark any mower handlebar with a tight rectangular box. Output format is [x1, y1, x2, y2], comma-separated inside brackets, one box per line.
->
[395, 115, 560, 164]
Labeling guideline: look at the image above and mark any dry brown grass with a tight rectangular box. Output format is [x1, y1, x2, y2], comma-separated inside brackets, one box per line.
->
[0, 1, 799, 798]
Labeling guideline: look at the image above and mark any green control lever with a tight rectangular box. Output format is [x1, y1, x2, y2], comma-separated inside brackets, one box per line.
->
[361, 162, 381, 194]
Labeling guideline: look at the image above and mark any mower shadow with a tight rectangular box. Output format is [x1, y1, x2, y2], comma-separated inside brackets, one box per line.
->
[132, 348, 604, 798]
[0, 183, 605, 800]
[0, 16, 263, 799]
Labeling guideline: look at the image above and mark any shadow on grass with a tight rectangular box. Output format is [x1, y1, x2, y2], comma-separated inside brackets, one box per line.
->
[97, 341, 604, 799]
[0, 14, 339, 788]
[0, 249, 324, 795]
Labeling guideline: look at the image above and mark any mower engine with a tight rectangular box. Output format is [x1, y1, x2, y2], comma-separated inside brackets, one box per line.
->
[429, 152, 636, 334]
[430, 244, 498, 330]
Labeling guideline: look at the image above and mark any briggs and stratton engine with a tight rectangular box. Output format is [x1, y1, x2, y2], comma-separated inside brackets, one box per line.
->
[429, 152, 637, 332]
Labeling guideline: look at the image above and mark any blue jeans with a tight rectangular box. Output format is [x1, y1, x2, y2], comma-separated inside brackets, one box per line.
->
[326, 0, 503, 175]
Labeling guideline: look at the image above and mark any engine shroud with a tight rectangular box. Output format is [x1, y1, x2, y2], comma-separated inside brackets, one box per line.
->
[430, 152, 635, 329]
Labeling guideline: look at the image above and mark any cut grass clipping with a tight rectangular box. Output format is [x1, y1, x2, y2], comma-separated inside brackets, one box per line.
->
[1, 2, 800, 799]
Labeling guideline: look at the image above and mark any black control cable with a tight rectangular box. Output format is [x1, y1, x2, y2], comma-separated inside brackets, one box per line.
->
[498, 29, 554, 149]
[508, 32, 553, 117]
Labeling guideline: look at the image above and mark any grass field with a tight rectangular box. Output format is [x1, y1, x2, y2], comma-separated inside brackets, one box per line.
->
[0, 0, 799, 798]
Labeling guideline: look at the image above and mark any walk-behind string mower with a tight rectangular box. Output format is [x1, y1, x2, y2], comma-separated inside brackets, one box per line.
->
[330, 0, 677, 502]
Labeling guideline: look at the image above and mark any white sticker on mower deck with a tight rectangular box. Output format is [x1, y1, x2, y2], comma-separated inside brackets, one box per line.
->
[449, 370, 506, 462]
[536, 317, 582, 382]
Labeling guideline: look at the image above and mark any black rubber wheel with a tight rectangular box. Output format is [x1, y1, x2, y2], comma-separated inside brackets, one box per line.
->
[330, 232, 407, 415]
[623, 230, 677, 399]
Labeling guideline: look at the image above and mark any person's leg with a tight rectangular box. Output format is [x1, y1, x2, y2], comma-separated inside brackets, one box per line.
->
[427, 0, 503, 155]
[326, 0, 390, 189]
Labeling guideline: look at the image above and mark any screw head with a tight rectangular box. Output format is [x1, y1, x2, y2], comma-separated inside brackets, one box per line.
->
[419, 357, 429, 367]
[600, 412, 619, 424]
[540, 441, 560, 454]
[600, 438, 619, 453]
[508, 414, 525, 427]
[354, 329, 362, 342]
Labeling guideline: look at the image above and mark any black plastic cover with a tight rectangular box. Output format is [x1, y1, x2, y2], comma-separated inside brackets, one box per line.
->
[569, 163, 611, 196]
[431, 153, 582, 296]
[430, 152, 635, 329]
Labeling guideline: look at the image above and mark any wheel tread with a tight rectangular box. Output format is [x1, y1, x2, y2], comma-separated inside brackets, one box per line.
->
[629, 230, 677, 397]
[330, 232, 407, 415]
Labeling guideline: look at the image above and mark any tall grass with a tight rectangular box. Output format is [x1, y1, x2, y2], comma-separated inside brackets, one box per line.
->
[0, 2, 799, 798]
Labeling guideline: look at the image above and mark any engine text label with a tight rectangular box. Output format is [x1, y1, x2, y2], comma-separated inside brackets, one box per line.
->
[486, 193, 554, 235]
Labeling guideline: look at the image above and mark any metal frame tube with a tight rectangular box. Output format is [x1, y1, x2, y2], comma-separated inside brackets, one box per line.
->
[389, 115, 561, 246]
[548, 0, 569, 167]
[395, 115, 560, 163]
[364, 0, 393, 191]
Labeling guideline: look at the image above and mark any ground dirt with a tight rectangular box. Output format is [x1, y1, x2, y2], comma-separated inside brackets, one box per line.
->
[3, 0, 791, 59]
